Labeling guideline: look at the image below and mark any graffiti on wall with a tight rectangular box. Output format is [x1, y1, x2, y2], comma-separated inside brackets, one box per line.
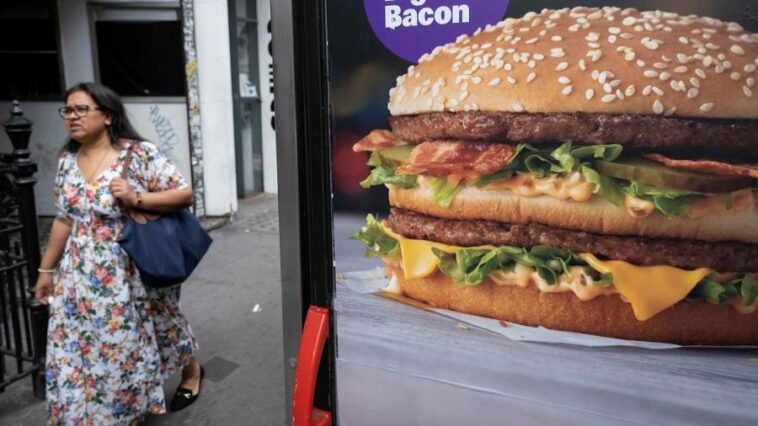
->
[148, 105, 179, 154]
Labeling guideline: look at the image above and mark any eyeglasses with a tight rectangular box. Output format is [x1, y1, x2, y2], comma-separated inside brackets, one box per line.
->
[58, 105, 101, 119]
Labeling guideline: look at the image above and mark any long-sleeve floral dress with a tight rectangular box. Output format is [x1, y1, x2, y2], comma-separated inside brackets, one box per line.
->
[47, 141, 198, 425]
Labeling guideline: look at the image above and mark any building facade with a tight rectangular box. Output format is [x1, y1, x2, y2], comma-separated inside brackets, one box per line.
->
[0, 0, 276, 218]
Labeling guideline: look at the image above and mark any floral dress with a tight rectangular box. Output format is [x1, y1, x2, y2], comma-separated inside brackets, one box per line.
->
[46, 142, 198, 425]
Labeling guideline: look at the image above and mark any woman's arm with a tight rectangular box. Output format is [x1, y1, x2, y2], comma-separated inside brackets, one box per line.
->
[110, 177, 193, 213]
[35, 218, 73, 304]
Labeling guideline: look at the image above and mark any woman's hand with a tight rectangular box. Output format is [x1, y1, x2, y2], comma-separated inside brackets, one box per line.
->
[110, 177, 138, 208]
[35, 273, 54, 305]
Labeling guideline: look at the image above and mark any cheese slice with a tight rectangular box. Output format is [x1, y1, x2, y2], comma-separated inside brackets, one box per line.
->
[580, 253, 711, 321]
[382, 223, 494, 280]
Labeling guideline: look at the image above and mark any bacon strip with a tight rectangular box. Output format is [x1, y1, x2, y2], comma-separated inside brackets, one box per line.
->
[352, 129, 406, 152]
[644, 153, 758, 179]
[396, 141, 516, 177]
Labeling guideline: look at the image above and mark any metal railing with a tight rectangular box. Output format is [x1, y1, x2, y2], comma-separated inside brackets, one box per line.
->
[0, 101, 48, 399]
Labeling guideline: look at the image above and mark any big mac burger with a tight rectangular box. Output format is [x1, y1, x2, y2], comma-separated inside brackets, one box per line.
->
[352, 7, 758, 345]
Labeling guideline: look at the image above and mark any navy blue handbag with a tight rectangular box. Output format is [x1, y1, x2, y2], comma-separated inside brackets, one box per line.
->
[117, 143, 212, 288]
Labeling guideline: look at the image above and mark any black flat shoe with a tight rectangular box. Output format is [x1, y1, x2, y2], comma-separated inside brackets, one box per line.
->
[169, 366, 204, 412]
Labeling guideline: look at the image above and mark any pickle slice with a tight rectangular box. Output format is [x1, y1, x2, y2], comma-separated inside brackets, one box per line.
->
[378, 145, 413, 165]
[592, 158, 754, 193]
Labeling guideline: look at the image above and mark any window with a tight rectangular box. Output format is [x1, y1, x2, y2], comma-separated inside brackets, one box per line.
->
[0, 1, 63, 99]
[93, 7, 185, 97]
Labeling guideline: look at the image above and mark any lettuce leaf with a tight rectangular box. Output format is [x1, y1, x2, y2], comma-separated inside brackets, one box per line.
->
[428, 177, 462, 208]
[581, 165, 625, 207]
[432, 244, 591, 286]
[624, 182, 700, 217]
[350, 214, 400, 258]
[687, 273, 758, 306]
[359, 152, 417, 189]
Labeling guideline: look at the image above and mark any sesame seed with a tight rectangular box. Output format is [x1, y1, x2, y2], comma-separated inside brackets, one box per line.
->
[625, 85, 635, 97]
[730, 45, 745, 55]
[690, 77, 700, 88]
[620, 32, 634, 39]
[653, 99, 664, 114]
[591, 70, 600, 80]
[558, 76, 571, 84]
[616, 89, 625, 100]
[472, 76, 482, 84]
[699, 102, 714, 112]
[622, 16, 636, 26]
[504, 63, 513, 71]
[512, 102, 525, 112]
[687, 88, 699, 98]
[652, 86, 664, 96]
[525, 37, 538, 45]
[723, 61, 732, 70]
[603, 83, 613, 93]
[744, 86, 753, 97]
[586, 88, 595, 100]
[669, 80, 681, 91]
[715, 65, 724, 74]
[653, 62, 669, 69]
[744, 64, 756, 73]
[659, 72, 671, 81]
[448, 98, 459, 107]
[552, 35, 563, 42]
[488, 78, 501, 86]
[588, 50, 602, 62]
[586, 32, 599, 42]
[609, 27, 621, 34]
[601, 94, 616, 103]
[608, 35, 617, 44]
[588, 42, 601, 49]
[562, 85, 573, 95]
[703, 56, 714, 67]
[533, 53, 545, 61]
[730, 72, 741, 81]
[747, 77, 755, 88]
[706, 43, 719, 50]
[643, 41, 660, 50]
[662, 55, 673, 63]
[664, 106, 676, 117]
[527, 72, 536, 82]
[506, 76, 516, 84]
[528, 60, 536, 68]
[673, 66, 687, 74]
[642, 85, 652, 96]
[643, 70, 659, 78]
[624, 51, 635, 61]
[459, 91, 469, 101]
[550, 48, 566, 58]
[678, 36, 689, 45]
[610, 79, 621, 88]
[579, 59, 587, 70]
[695, 68, 706, 79]
[556, 61, 569, 71]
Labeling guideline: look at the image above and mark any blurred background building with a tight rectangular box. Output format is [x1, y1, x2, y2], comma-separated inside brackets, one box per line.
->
[0, 0, 277, 218]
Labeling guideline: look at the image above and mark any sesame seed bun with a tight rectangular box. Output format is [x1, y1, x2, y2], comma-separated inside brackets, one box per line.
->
[385, 262, 758, 346]
[388, 7, 758, 120]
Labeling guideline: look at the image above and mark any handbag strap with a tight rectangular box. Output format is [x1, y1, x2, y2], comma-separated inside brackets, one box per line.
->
[121, 142, 137, 179]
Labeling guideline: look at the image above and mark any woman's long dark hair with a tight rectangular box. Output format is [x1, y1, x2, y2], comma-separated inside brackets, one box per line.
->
[62, 82, 145, 153]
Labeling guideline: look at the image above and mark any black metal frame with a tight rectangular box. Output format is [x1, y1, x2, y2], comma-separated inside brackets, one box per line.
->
[272, 0, 336, 421]
[0, 101, 47, 399]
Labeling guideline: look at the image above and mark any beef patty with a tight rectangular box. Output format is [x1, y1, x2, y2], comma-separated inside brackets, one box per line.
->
[388, 208, 758, 272]
[389, 112, 758, 160]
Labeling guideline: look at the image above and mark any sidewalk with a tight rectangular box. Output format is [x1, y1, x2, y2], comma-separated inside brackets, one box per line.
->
[0, 194, 285, 425]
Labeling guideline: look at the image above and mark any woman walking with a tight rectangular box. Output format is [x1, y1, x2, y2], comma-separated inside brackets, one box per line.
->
[34, 82, 203, 424]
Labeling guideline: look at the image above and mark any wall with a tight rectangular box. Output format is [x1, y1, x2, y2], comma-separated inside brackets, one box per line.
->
[194, 0, 238, 214]
[0, 101, 192, 216]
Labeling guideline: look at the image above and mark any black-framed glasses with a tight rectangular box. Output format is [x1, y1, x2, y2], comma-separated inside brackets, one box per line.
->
[58, 105, 101, 119]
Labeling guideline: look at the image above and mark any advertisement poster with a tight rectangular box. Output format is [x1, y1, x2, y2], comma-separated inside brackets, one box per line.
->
[328, 1, 757, 424]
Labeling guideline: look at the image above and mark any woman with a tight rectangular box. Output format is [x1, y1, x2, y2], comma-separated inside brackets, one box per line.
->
[34, 82, 203, 424]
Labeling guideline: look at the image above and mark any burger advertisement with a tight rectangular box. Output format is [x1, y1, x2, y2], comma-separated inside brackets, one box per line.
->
[329, 1, 757, 422]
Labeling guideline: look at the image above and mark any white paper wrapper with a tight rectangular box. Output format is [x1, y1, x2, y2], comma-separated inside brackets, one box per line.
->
[337, 268, 756, 350]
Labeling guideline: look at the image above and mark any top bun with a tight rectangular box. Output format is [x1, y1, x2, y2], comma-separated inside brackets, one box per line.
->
[388, 7, 758, 119]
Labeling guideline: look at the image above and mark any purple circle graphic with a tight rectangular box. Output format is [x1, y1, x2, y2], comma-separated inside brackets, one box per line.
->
[364, 0, 510, 63]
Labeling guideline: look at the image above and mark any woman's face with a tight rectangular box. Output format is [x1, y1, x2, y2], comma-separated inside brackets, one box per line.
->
[62, 91, 111, 144]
